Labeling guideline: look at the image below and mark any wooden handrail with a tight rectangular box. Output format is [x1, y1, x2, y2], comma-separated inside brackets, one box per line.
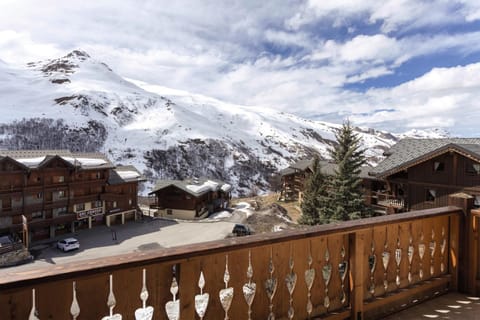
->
[0, 206, 463, 319]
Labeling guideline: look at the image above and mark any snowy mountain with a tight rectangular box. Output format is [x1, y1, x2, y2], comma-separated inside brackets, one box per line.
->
[0, 50, 447, 195]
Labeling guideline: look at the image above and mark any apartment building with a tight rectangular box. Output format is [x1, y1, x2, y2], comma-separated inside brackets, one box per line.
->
[0, 150, 144, 242]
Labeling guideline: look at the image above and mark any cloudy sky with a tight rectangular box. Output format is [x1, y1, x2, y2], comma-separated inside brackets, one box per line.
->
[1, 1, 480, 136]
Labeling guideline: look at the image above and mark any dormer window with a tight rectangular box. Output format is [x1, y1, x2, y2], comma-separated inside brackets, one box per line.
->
[433, 161, 445, 172]
[466, 163, 480, 175]
[426, 189, 436, 202]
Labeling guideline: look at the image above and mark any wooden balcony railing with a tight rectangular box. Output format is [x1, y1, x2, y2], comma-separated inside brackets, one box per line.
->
[0, 206, 462, 319]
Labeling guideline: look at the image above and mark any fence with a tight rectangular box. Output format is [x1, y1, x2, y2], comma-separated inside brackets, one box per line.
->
[0, 206, 462, 319]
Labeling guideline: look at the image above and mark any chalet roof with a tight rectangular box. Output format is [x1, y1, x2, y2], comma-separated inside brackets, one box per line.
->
[108, 165, 146, 185]
[281, 158, 375, 179]
[149, 177, 232, 197]
[0, 150, 115, 170]
[372, 138, 480, 178]
[280, 158, 314, 176]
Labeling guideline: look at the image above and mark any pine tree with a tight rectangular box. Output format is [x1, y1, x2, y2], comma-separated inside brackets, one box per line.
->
[325, 120, 369, 221]
[299, 156, 329, 225]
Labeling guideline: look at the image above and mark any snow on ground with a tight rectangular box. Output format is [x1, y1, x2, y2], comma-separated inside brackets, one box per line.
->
[206, 210, 233, 221]
[234, 202, 254, 217]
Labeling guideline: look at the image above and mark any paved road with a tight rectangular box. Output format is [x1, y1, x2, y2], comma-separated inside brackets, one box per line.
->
[0, 217, 236, 275]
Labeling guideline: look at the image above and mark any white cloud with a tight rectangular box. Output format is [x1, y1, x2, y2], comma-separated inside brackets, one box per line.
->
[0, 1, 480, 136]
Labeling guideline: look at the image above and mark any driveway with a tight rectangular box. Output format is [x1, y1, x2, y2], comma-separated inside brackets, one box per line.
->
[0, 217, 236, 274]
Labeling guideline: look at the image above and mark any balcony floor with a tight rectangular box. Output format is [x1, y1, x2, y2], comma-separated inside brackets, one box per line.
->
[382, 292, 480, 319]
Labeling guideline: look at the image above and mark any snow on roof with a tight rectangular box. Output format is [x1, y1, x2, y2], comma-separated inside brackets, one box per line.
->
[186, 180, 223, 194]
[117, 170, 141, 179]
[76, 157, 108, 166]
[16, 156, 46, 167]
[61, 156, 107, 166]
[221, 183, 232, 192]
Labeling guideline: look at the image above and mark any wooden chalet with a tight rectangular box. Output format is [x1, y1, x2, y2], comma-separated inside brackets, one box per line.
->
[149, 177, 232, 219]
[279, 158, 382, 204]
[370, 138, 480, 212]
[0, 150, 144, 242]
[278, 159, 314, 201]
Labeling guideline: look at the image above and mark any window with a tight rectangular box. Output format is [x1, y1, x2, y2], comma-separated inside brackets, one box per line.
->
[58, 190, 65, 198]
[128, 199, 132, 206]
[95, 172, 101, 179]
[54, 207, 68, 216]
[76, 203, 85, 211]
[36, 192, 43, 199]
[466, 163, 480, 175]
[58, 176, 65, 183]
[426, 189, 436, 202]
[167, 209, 173, 215]
[91, 200, 102, 208]
[112, 201, 117, 208]
[31, 211, 43, 219]
[433, 161, 445, 172]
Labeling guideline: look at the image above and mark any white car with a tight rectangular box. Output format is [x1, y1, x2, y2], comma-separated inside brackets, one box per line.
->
[57, 238, 80, 252]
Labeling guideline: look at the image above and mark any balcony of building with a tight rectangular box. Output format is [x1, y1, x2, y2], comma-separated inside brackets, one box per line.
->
[0, 195, 479, 319]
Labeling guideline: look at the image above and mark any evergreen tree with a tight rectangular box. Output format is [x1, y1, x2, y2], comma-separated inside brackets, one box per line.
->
[299, 156, 329, 225]
[325, 120, 370, 221]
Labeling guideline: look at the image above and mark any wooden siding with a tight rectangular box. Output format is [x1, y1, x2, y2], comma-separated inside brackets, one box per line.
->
[387, 153, 480, 211]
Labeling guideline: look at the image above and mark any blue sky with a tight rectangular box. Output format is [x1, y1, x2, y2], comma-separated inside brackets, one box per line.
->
[1, 0, 480, 136]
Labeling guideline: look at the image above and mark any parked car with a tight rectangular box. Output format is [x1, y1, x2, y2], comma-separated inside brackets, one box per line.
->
[57, 238, 80, 252]
[232, 224, 251, 236]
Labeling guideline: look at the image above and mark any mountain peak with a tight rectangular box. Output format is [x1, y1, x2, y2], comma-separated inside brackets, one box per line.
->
[65, 50, 91, 60]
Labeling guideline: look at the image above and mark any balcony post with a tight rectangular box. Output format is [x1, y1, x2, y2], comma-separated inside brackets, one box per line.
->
[350, 231, 365, 320]
[448, 194, 474, 294]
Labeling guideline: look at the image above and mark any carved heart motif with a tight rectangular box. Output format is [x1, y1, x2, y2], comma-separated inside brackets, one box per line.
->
[395, 248, 402, 267]
[219, 287, 234, 312]
[304, 268, 315, 291]
[165, 300, 180, 320]
[101, 314, 122, 320]
[264, 278, 277, 300]
[408, 245, 414, 264]
[243, 282, 256, 306]
[418, 243, 426, 260]
[382, 251, 390, 271]
[195, 293, 209, 318]
[322, 264, 332, 286]
[134, 306, 154, 320]
[285, 273, 297, 295]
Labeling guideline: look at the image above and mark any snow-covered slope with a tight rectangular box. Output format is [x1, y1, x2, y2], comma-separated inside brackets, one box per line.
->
[0, 50, 445, 195]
